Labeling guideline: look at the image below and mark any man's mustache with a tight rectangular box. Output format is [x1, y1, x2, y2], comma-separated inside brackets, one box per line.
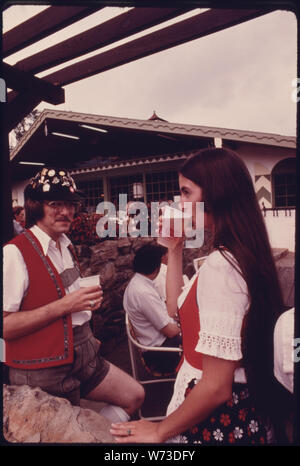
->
[56, 217, 72, 222]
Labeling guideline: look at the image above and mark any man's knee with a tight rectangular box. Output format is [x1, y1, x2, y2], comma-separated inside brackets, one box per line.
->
[136, 383, 145, 406]
[129, 382, 145, 411]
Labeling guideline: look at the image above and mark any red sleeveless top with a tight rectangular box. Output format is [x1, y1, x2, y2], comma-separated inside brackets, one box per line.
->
[178, 275, 203, 370]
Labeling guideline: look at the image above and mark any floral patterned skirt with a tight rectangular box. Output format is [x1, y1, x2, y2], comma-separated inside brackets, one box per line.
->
[181, 380, 267, 445]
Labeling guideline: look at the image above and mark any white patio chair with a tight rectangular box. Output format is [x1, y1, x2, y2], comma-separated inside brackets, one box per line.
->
[125, 312, 182, 421]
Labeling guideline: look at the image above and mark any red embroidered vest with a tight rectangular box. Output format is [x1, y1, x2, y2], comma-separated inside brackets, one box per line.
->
[178, 276, 203, 370]
[5, 230, 74, 370]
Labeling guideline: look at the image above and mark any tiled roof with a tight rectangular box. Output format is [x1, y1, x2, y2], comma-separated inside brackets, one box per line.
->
[70, 151, 192, 175]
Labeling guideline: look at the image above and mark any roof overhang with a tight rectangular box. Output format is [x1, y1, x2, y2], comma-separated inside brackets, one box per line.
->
[10, 109, 296, 183]
[10, 109, 213, 181]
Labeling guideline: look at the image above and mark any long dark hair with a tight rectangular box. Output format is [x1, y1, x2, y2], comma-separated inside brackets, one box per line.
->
[24, 199, 44, 228]
[180, 148, 290, 440]
[24, 183, 45, 228]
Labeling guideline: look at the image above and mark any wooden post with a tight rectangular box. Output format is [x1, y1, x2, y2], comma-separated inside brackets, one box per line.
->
[1, 128, 14, 244]
[102, 175, 109, 203]
[142, 172, 147, 204]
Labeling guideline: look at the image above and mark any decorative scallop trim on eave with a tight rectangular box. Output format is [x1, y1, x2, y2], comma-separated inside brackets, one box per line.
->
[40, 109, 296, 148]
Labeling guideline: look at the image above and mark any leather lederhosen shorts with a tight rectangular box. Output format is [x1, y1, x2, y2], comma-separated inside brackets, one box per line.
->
[9, 322, 110, 406]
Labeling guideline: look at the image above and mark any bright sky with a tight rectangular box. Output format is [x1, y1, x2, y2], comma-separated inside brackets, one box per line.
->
[2, 5, 297, 137]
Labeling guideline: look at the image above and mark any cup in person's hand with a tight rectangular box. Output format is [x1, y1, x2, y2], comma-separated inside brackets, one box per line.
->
[157, 204, 192, 247]
[79, 275, 101, 288]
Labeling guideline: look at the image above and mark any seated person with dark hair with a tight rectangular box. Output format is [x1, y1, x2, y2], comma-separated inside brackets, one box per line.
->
[124, 244, 181, 374]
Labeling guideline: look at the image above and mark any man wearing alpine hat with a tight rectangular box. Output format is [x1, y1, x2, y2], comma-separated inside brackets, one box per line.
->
[3, 168, 144, 424]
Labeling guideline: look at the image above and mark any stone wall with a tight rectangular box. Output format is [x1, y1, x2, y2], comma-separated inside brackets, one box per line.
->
[75, 235, 212, 354]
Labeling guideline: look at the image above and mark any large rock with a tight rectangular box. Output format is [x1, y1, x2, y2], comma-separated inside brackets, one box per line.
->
[118, 237, 136, 255]
[98, 262, 116, 289]
[90, 240, 118, 269]
[3, 384, 115, 444]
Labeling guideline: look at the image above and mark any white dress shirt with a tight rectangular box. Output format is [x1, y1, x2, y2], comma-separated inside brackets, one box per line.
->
[153, 263, 167, 302]
[123, 272, 174, 347]
[3, 225, 91, 326]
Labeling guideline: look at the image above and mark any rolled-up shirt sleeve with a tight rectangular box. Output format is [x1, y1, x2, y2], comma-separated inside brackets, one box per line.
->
[3, 244, 29, 312]
[195, 250, 249, 361]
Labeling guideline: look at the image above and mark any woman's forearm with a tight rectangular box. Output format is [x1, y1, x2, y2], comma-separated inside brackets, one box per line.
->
[109, 356, 236, 444]
[157, 379, 231, 442]
[166, 242, 184, 318]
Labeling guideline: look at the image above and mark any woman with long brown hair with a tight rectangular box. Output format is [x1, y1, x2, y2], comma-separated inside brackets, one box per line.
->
[111, 148, 290, 444]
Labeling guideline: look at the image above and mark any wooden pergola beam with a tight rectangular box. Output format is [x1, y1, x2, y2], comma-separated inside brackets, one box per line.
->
[14, 7, 192, 75]
[43, 8, 274, 87]
[2, 5, 104, 57]
[1, 121, 14, 243]
[3, 63, 64, 104]
[3, 61, 65, 132]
